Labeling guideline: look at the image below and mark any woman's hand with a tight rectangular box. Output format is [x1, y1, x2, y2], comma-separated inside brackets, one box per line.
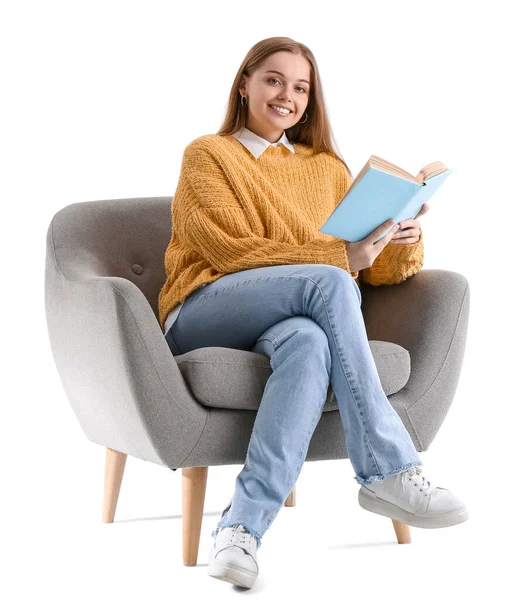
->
[389, 203, 430, 244]
[345, 219, 401, 272]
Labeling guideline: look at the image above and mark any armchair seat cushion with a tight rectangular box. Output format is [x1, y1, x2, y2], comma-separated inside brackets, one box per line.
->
[174, 341, 410, 411]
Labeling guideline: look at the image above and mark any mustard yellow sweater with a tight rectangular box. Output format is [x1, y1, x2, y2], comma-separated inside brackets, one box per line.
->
[158, 134, 424, 332]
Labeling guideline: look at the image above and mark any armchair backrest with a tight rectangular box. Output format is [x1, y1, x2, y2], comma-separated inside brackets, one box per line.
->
[47, 196, 173, 324]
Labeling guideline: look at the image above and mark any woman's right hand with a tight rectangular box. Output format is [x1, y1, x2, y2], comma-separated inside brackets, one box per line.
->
[345, 219, 401, 272]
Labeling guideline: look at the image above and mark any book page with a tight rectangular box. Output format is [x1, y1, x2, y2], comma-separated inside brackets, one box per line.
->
[369, 155, 417, 182]
[348, 156, 450, 191]
[417, 161, 449, 182]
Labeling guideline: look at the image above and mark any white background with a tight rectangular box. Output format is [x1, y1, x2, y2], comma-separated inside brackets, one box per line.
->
[2, 0, 524, 597]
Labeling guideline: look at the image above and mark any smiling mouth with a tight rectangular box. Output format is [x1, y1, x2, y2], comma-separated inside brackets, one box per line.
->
[268, 104, 293, 115]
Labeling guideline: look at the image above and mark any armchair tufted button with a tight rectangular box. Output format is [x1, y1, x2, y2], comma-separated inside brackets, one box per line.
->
[131, 264, 143, 275]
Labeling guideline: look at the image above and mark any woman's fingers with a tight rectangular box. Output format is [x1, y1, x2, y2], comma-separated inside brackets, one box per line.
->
[390, 234, 420, 244]
[415, 203, 430, 219]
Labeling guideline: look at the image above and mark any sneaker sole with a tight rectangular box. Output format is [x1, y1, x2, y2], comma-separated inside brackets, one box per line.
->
[358, 485, 469, 529]
[208, 549, 258, 589]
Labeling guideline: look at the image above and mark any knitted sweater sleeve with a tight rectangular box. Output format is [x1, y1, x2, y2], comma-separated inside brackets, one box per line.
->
[175, 144, 353, 275]
[358, 229, 425, 285]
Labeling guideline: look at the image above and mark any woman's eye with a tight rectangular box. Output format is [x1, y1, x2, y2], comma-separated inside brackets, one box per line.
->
[268, 78, 306, 93]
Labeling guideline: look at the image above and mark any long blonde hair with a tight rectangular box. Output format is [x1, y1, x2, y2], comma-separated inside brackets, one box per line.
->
[217, 36, 352, 180]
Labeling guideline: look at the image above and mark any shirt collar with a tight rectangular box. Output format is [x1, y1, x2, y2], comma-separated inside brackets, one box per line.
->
[232, 127, 295, 159]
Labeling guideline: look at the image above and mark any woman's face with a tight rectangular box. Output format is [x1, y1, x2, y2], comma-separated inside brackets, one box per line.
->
[240, 51, 311, 144]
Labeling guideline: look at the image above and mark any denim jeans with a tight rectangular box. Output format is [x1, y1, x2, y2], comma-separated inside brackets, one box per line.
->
[164, 264, 423, 549]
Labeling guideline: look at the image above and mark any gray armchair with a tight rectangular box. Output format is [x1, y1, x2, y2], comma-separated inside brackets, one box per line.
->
[44, 197, 470, 564]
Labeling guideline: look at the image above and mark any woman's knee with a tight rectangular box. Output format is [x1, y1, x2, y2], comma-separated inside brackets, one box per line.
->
[265, 316, 330, 362]
[306, 264, 361, 306]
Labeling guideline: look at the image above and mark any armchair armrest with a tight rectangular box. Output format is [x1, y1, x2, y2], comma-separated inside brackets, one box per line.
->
[45, 223, 206, 469]
[359, 269, 470, 450]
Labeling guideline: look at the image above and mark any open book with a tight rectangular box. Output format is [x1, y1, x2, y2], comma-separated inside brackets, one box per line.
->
[319, 155, 452, 243]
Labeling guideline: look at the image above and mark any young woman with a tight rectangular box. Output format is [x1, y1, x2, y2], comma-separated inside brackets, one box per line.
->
[158, 36, 468, 589]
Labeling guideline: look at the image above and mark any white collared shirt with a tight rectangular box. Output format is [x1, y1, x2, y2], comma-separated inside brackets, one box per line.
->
[231, 126, 295, 158]
[164, 127, 294, 335]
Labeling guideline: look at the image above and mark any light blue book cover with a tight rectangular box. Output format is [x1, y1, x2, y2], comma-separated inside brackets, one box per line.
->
[319, 164, 453, 243]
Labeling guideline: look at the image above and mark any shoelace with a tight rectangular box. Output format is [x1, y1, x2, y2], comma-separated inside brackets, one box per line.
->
[404, 466, 434, 496]
[229, 525, 255, 552]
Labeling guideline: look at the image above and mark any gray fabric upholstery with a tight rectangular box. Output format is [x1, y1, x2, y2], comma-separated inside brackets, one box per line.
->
[176, 341, 411, 411]
[45, 197, 470, 470]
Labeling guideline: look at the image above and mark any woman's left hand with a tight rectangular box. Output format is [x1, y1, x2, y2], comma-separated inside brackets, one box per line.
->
[389, 203, 430, 244]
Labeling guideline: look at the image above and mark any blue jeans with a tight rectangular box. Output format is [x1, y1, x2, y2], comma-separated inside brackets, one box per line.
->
[164, 264, 423, 549]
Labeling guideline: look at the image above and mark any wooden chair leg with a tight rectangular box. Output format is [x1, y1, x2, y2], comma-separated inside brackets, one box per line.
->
[182, 466, 208, 566]
[392, 519, 411, 543]
[284, 482, 296, 507]
[103, 448, 127, 523]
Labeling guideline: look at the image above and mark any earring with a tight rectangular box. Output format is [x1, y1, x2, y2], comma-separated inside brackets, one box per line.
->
[299, 111, 308, 124]
[241, 95, 247, 107]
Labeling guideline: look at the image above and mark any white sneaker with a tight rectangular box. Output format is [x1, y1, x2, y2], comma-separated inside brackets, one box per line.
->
[208, 524, 259, 589]
[358, 465, 468, 528]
